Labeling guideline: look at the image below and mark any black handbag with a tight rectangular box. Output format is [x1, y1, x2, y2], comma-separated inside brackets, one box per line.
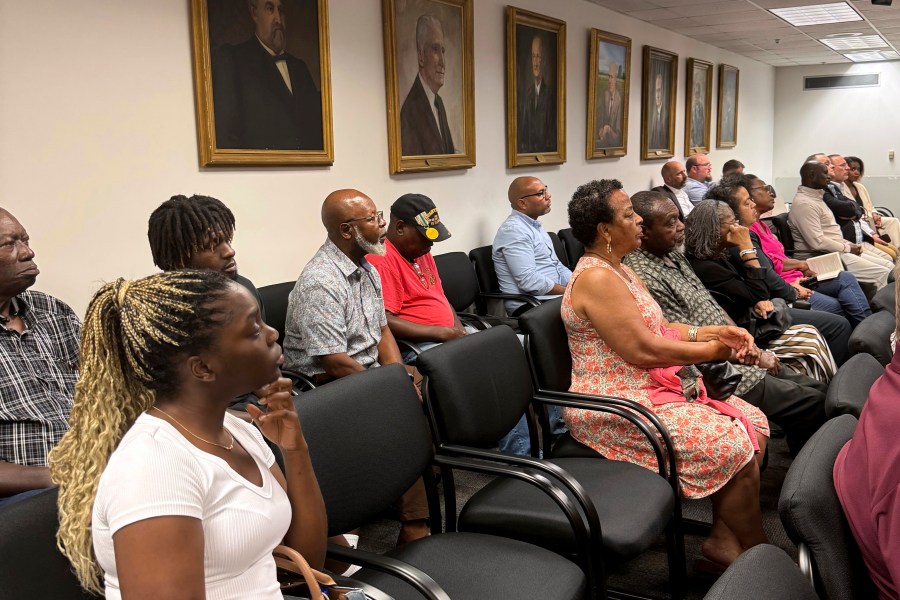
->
[752, 297, 793, 347]
[694, 361, 743, 400]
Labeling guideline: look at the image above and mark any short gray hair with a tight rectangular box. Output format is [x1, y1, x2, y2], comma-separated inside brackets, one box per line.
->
[684, 199, 733, 260]
[416, 15, 443, 54]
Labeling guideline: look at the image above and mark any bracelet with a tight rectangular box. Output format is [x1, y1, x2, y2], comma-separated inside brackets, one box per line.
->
[738, 248, 757, 257]
[687, 326, 699, 342]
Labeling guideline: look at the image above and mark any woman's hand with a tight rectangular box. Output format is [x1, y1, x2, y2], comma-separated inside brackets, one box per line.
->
[758, 350, 782, 376]
[725, 223, 753, 249]
[874, 212, 883, 227]
[753, 299, 774, 318]
[246, 377, 306, 451]
[791, 281, 813, 300]
[711, 326, 754, 360]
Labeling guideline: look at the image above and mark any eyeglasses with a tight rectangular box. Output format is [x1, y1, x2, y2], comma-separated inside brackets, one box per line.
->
[342, 211, 384, 226]
[520, 187, 549, 200]
[751, 184, 777, 198]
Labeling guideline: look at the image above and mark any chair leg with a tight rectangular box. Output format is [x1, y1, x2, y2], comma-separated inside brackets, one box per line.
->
[665, 519, 688, 600]
[440, 465, 458, 532]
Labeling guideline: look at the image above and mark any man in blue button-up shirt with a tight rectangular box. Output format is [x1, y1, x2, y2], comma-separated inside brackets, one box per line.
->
[492, 176, 572, 316]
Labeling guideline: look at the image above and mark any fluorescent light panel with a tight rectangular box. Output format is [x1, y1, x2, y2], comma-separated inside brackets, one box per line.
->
[820, 35, 889, 50]
[844, 50, 900, 62]
[770, 2, 862, 26]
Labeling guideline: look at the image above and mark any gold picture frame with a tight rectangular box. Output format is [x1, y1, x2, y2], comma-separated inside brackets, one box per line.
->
[190, 0, 334, 167]
[717, 63, 739, 149]
[586, 29, 631, 160]
[506, 6, 566, 169]
[685, 58, 712, 156]
[382, 0, 475, 174]
[640, 45, 677, 161]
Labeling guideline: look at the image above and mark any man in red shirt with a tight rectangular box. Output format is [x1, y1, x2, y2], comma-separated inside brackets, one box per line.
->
[368, 194, 471, 361]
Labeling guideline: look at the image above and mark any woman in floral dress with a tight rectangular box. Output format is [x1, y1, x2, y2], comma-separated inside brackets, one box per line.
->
[563, 179, 769, 569]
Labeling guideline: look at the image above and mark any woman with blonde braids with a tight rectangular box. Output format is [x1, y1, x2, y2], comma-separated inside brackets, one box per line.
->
[49, 270, 326, 599]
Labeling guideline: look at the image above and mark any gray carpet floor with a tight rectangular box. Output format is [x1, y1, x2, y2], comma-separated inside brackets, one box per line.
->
[357, 436, 796, 599]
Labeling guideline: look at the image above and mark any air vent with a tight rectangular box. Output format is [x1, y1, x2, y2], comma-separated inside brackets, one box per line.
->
[804, 73, 880, 90]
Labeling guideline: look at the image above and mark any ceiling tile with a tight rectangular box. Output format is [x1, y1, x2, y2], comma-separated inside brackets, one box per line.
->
[624, 7, 683, 20]
[643, 17, 700, 28]
[691, 11, 764, 26]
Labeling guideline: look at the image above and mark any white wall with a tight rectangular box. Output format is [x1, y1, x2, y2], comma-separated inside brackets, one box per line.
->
[773, 61, 900, 209]
[0, 0, 774, 316]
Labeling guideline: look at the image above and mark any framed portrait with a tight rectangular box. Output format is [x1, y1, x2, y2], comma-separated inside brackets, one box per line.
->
[586, 29, 631, 160]
[685, 58, 712, 156]
[506, 7, 566, 169]
[382, 0, 475, 175]
[641, 46, 677, 160]
[190, 0, 334, 167]
[717, 64, 739, 148]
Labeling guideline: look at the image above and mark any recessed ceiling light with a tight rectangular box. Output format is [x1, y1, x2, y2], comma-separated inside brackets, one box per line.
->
[770, 2, 862, 26]
[820, 34, 889, 50]
[844, 50, 900, 61]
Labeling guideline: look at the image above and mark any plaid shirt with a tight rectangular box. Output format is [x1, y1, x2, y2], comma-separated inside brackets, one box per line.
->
[0, 290, 80, 467]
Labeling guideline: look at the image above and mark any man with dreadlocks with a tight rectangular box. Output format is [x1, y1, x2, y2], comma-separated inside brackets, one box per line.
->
[148, 194, 265, 321]
[0, 208, 80, 507]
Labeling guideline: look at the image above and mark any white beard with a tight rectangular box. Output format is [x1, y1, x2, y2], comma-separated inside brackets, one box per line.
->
[354, 227, 386, 256]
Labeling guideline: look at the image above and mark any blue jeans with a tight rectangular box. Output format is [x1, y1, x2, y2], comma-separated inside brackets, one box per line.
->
[498, 406, 568, 457]
[808, 271, 871, 328]
[0, 487, 49, 509]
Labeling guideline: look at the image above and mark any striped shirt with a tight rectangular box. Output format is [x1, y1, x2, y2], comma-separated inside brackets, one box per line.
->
[0, 290, 80, 467]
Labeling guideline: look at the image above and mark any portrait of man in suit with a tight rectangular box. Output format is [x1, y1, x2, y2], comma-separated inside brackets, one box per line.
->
[648, 72, 668, 149]
[516, 29, 557, 154]
[210, 0, 324, 151]
[400, 14, 456, 156]
[690, 80, 705, 149]
[720, 68, 738, 144]
[596, 61, 624, 149]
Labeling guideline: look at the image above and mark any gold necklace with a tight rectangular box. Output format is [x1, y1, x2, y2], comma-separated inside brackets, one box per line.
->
[151, 406, 234, 451]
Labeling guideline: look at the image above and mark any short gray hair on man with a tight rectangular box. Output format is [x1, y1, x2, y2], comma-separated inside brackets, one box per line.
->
[415, 15, 443, 53]
[684, 199, 733, 260]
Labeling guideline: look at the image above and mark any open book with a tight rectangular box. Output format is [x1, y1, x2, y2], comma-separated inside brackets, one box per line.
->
[806, 252, 844, 281]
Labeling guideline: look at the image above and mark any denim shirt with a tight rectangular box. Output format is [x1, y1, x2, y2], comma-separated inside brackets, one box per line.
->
[492, 210, 571, 314]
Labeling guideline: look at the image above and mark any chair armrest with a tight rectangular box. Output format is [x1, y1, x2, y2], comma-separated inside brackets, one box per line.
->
[396, 338, 424, 357]
[478, 292, 541, 307]
[793, 300, 811, 310]
[876, 206, 895, 218]
[281, 368, 317, 391]
[325, 543, 451, 600]
[457, 312, 492, 330]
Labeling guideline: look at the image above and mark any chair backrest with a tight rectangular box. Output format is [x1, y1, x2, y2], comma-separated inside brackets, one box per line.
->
[848, 310, 895, 365]
[557, 228, 585, 271]
[295, 364, 433, 536]
[517, 297, 571, 393]
[703, 544, 817, 600]
[770, 213, 795, 254]
[257, 281, 297, 346]
[778, 414, 877, 600]
[825, 353, 884, 419]
[548, 232, 569, 271]
[417, 325, 534, 448]
[870, 283, 896, 315]
[0, 487, 94, 600]
[433, 251, 480, 312]
[468, 245, 500, 294]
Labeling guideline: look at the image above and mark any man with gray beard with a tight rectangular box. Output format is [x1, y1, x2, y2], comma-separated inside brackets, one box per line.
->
[283, 189, 402, 383]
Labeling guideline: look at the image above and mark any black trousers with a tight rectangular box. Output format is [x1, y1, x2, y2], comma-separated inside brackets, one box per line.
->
[742, 365, 828, 455]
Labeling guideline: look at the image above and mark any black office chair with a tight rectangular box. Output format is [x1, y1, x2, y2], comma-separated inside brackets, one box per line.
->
[702, 544, 817, 600]
[848, 310, 895, 365]
[257, 280, 316, 391]
[549, 231, 569, 271]
[468, 245, 539, 318]
[0, 487, 94, 600]
[296, 363, 587, 600]
[825, 353, 884, 418]
[871, 283, 896, 315]
[769, 213, 795, 256]
[558, 228, 586, 271]
[778, 414, 877, 600]
[417, 326, 686, 600]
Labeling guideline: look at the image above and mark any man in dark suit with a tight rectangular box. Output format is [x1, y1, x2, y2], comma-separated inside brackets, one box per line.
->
[400, 15, 455, 156]
[212, 0, 323, 151]
[517, 34, 556, 153]
[648, 73, 668, 149]
[651, 160, 693, 220]
[596, 62, 623, 148]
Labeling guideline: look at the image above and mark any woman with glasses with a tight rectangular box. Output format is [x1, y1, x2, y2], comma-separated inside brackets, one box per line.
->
[742, 174, 871, 328]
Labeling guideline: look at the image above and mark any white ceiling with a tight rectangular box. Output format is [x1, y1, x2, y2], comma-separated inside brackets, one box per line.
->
[585, 0, 900, 66]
